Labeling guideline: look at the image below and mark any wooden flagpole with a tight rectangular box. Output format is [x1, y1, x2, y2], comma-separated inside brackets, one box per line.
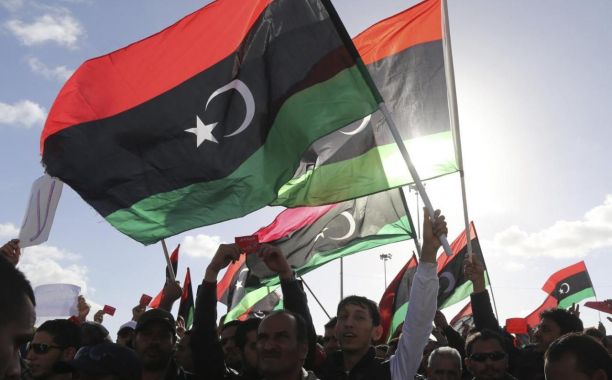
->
[161, 239, 176, 281]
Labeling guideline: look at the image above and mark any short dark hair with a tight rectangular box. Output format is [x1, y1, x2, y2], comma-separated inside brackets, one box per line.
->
[465, 329, 507, 357]
[235, 318, 261, 350]
[221, 319, 241, 333]
[324, 317, 337, 329]
[337, 296, 380, 326]
[540, 309, 583, 335]
[262, 310, 308, 344]
[37, 319, 82, 349]
[545, 333, 612, 377]
[0, 256, 35, 324]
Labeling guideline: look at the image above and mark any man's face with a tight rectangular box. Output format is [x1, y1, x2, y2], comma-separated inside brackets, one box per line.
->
[26, 331, 73, 379]
[116, 329, 134, 348]
[323, 326, 339, 355]
[427, 355, 461, 380]
[256, 313, 307, 377]
[465, 339, 508, 380]
[220, 324, 241, 370]
[336, 304, 381, 354]
[240, 330, 258, 373]
[545, 353, 598, 380]
[174, 334, 193, 373]
[0, 296, 35, 380]
[134, 322, 174, 371]
[532, 317, 561, 352]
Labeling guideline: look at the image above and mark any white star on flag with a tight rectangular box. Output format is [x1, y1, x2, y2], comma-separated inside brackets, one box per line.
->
[185, 116, 218, 147]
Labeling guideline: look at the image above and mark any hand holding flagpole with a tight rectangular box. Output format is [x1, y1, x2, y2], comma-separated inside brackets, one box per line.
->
[379, 103, 452, 256]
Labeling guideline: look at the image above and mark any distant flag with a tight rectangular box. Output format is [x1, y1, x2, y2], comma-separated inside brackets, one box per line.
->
[274, 0, 458, 207]
[378, 253, 419, 342]
[450, 302, 473, 337]
[436, 222, 485, 309]
[40, 0, 381, 245]
[524, 295, 558, 329]
[150, 244, 179, 309]
[584, 300, 612, 315]
[220, 189, 415, 322]
[177, 267, 194, 329]
[542, 261, 595, 309]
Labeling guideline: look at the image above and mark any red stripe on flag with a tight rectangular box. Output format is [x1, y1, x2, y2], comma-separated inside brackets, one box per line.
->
[41, 0, 273, 151]
[353, 0, 442, 65]
[525, 295, 558, 328]
[436, 221, 476, 273]
[542, 261, 587, 294]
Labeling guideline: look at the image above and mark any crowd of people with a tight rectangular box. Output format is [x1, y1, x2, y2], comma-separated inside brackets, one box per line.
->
[1, 210, 611, 380]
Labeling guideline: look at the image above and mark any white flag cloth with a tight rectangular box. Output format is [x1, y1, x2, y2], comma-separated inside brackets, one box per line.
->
[19, 174, 63, 248]
[34, 284, 80, 317]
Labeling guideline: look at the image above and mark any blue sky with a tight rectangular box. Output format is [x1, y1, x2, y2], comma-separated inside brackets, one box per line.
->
[1, 0, 612, 337]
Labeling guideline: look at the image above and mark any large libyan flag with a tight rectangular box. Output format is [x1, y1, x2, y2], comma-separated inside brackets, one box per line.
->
[273, 0, 458, 207]
[40, 0, 380, 244]
[218, 189, 414, 321]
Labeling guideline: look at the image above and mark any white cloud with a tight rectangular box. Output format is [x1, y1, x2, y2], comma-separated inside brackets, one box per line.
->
[28, 57, 73, 82]
[182, 234, 224, 258]
[0, 223, 20, 239]
[18, 244, 89, 294]
[5, 9, 84, 48]
[0, 100, 46, 128]
[487, 195, 612, 259]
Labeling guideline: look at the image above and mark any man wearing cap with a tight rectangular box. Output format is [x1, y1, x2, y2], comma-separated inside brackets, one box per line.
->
[68, 343, 142, 380]
[117, 321, 137, 349]
[133, 309, 192, 380]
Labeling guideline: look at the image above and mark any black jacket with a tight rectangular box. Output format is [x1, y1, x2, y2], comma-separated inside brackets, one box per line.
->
[317, 347, 391, 380]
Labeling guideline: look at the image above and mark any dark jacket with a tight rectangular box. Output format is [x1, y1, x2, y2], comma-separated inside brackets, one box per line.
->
[318, 347, 391, 380]
[190, 277, 316, 380]
[470, 291, 544, 380]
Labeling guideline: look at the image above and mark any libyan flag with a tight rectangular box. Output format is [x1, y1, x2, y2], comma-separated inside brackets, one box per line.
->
[219, 189, 414, 322]
[379, 222, 485, 340]
[273, 0, 458, 207]
[177, 267, 195, 329]
[40, 0, 380, 245]
[542, 261, 595, 309]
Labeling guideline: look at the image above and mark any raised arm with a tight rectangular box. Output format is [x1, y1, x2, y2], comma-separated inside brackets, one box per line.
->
[464, 256, 500, 332]
[390, 209, 446, 380]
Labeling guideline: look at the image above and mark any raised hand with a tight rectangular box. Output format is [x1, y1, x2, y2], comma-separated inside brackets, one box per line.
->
[176, 316, 186, 339]
[464, 255, 486, 293]
[205, 244, 241, 281]
[77, 295, 91, 323]
[257, 244, 293, 280]
[421, 208, 447, 263]
[434, 310, 449, 329]
[0, 239, 21, 266]
[132, 304, 146, 322]
[568, 303, 580, 318]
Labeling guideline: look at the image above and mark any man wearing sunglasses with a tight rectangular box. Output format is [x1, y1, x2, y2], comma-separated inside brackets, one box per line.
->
[26, 319, 82, 380]
[464, 330, 516, 380]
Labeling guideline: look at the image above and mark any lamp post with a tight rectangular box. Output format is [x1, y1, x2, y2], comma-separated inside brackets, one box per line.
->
[380, 253, 392, 288]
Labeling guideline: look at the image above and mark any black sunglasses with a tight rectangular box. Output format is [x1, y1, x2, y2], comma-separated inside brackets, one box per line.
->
[469, 351, 506, 362]
[26, 342, 64, 354]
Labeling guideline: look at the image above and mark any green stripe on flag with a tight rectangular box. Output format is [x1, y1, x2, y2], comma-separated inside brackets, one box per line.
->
[389, 302, 408, 342]
[106, 66, 379, 244]
[558, 288, 596, 309]
[273, 131, 457, 207]
[226, 285, 281, 322]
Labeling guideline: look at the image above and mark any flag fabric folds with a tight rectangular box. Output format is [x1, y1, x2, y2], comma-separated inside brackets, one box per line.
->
[542, 261, 595, 309]
[524, 295, 558, 329]
[378, 253, 418, 342]
[436, 222, 484, 309]
[219, 189, 414, 321]
[41, 0, 380, 244]
[178, 267, 195, 329]
[149, 244, 180, 309]
[274, 0, 458, 207]
[450, 302, 473, 337]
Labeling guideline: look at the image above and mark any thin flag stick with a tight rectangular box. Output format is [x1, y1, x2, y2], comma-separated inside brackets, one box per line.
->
[442, 0, 473, 258]
[300, 276, 331, 319]
[484, 270, 500, 322]
[161, 239, 176, 282]
[379, 103, 452, 256]
[399, 188, 422, 258]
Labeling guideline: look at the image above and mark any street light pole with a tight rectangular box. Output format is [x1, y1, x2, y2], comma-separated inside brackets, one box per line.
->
[379, 253, 392, 288]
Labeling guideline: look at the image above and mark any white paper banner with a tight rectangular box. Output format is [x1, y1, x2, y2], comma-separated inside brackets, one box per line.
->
[19, 174, 63, 248]
[34, 284, 80, 317]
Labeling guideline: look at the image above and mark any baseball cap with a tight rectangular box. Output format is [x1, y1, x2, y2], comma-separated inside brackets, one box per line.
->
[117, 321, 137, 335]
[135, 309, 176, 335]
[68, 343, 142, 380]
